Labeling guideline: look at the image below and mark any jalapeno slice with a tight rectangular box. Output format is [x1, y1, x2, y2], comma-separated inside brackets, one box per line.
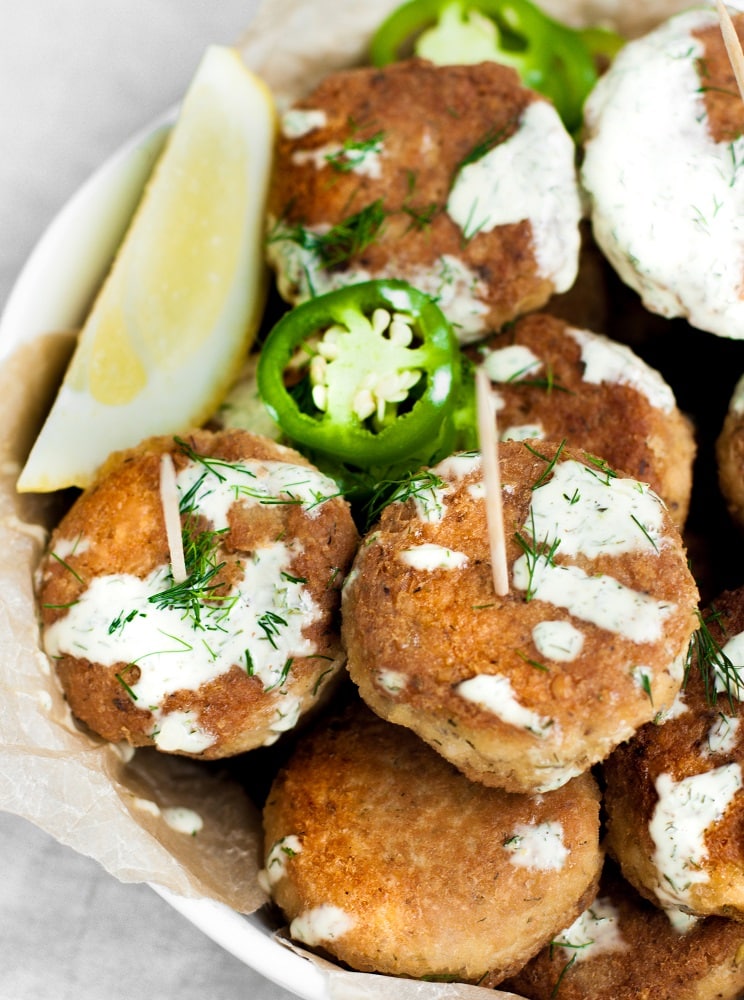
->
[257, 280, 461, 470]
[369, 0, 620, 134]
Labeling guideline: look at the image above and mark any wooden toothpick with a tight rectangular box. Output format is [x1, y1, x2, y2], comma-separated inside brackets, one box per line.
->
[475, 367, 509, 596]
[716, 0, 744, 103]
[159, 453, 187, 583]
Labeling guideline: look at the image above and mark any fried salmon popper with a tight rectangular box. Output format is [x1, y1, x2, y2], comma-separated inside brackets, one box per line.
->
[266, 58, 582, 344]
[503, 858, 744, 1000]
[604, 586, 744, 922]
[581, 8, 744, 340]
[342, 440, 699, 794]
[37, 429, 359, 757]
[261, 700, 602, 984]
[468, 312, 696, 529]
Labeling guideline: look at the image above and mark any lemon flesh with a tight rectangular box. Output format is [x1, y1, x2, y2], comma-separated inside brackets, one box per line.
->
[18, 45, 276, 492]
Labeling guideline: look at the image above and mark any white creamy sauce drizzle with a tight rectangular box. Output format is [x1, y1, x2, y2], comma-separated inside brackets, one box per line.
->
[502, 423, 545, 442]
[665, 908, 700, 934]
[531, 620, 585, 662]
[582, 9, 744, 338]
[281, 108, 328, 139]
[50, 534, 89, 560]
[503, 821, 568, 870]
[632, 665, 653, 694]
[447, 100, 581, 292]
[409, 452, 482, 523]
[553, 897, 628, 962]
[457, 674, 553, 737]
[267, 218, 490, 342]
[292, 140, 383, 179]
[290, 905, 355, 946]
[717, 630, 744, 699]
[161, 806, 203, 835]
[730, 373, 744, 414]
[657, 689, 688, 723]
[705, 714, 740, 756]
[567, 326, 675, 412]
[528, 459, 665, 559]
[262, 835, 303, 888]
[398, 544, 468, 571]
[480, 343, 542, 383]
[649, 763, 743, 907]
[43, 457, 332, 751]
[377, 668, 408, 695]
[154, 711, 215, 753]
[512, 555, 674, 643]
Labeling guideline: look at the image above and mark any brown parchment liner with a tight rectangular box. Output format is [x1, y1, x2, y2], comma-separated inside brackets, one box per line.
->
[0, 1, 699, 997]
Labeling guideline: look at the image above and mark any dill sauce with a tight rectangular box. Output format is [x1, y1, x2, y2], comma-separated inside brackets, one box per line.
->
[43, 457, 336, 752]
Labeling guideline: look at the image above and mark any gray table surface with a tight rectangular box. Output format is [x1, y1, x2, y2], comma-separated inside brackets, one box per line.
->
[0, 2, 299, 998]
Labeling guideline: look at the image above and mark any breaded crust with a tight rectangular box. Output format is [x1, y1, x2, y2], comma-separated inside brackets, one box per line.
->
[267, 59, 581, 342]
[503, 859, 744, 1000]
[469, 312, 696, 527]
[342, 441, 699, 794]
[38, 429, 359, 758]
[261, 701, 602, 983]
[581, 9, 744, 340]
[604, 587, 744, 920]
[717, 376, 744, 530]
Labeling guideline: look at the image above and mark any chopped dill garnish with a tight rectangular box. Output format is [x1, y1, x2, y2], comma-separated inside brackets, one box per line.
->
[115, 665, 138, 700]
[363, 467, 448, 525]
[551, 953, 577, 997]
[257, 610, 288, 649]
[514, 509, 561, 602]
[281, 571, 308, 585]
[325, 130, 385, 172]
[455, 119, 517, 174]
[630, 513, 658, 551]
[510, 363, 572, 395]
[174, 437, 256, 485]
[516, 650, 549, 672]
[583, 452, 618, 485]
[109, 608, 142, 635]
[244, 648, 255, 675]
[523, 439, 567, 490]
[402, 173, 440, 231]
[269, 199, 387, 269]
[49, 552, 85, 586]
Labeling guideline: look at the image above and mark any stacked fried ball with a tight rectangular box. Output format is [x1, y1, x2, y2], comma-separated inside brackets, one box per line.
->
[33, 9, 744, 997]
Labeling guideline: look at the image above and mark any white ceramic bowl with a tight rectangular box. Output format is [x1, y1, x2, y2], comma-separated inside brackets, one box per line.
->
[0, 113, 328, 1000]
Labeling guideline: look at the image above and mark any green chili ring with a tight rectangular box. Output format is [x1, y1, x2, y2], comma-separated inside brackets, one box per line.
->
[257, 280, 461, 470]
[369, 0, 613, 134]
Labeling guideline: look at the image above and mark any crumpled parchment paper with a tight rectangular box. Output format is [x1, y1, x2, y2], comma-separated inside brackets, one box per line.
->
[0, 1, 702, 997]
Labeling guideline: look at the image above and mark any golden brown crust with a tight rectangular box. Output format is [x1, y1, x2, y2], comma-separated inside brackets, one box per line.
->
[717, 399, 744, 530]
[469, 312, 696, 527]
[342, 441, 699, 794]
[695, 18, 744, 144]
[267, 59, 574, 336]
[503, 859, 744, 1000]
[604, 587, 744, 919]
[262, 701, 602, 982]
[38, 429, 359, 757]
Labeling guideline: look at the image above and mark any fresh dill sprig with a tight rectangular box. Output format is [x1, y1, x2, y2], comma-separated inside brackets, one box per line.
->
[49, 551, 85, 586]
[630, 513, 659, 551]
[583, 452, 618, 485]
[516, 649, 549, 672]
[363, 467, 448, 525]
[523, 439, 567, 490]
[686, 606, 743, 712]
[509, 362, 572, 395]
[174, 437, 257, 485]
[257, 610, 288, 649]
[325, 130, 385, 173]
[148, 519, 231, 629]
[402, 172, 440, 231]
[454, 118, 517, 174]
[269, 200, 387, 269]
[514, 509, 561, 602]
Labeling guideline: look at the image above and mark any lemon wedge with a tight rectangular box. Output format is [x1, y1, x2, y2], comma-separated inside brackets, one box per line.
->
[18, 45, 276, 492]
